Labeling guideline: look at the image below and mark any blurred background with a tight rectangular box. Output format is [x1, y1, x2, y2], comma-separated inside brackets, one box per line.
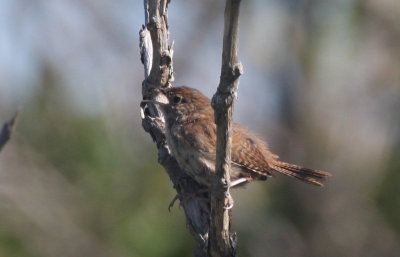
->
[1, 0, 400, 256]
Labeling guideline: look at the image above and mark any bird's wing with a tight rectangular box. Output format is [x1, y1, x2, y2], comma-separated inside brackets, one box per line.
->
[231, 123, 274, 177]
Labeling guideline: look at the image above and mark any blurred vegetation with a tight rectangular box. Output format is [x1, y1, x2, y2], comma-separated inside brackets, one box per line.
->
[376, 141, 400, 236]
[1, 0, 400, 257]
[10, 69, 193, 257]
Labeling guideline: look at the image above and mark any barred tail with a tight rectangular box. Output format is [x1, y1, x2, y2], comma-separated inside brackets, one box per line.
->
[270, 161, 331, 187]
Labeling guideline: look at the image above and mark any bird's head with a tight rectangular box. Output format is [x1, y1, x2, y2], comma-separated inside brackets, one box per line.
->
[142, 86, 212, 123]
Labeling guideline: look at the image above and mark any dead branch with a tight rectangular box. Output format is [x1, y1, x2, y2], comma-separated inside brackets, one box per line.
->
[209, 0, 243, 256]
[139, 1, 210, 256]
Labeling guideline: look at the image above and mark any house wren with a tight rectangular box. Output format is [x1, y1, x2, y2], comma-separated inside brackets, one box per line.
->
[143, 86, 331, 187]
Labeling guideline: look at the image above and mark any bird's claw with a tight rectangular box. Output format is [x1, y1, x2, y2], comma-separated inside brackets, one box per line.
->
[224, 194, 234, 210]
[168, 188, 210, 211]
[168, 194, 180, 212]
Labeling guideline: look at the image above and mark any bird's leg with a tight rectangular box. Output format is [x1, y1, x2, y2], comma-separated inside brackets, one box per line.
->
[168, 194, 180, 212]
[169, 178, 250, 211]
[222, 178, 250, 210]
[168, 188, 210, 211]
[229, 177, 249, 188]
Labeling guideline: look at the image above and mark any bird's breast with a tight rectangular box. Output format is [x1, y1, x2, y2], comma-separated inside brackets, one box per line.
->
[165, 122, 215, 186]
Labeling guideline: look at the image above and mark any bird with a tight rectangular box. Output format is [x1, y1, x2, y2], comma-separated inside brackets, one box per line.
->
[143, 86, 331, 188]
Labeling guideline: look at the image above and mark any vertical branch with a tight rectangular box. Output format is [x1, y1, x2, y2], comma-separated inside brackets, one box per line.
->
[0, 112, 19, 152]
[139, 1, 210, 256]
[210, 0, 243, 256]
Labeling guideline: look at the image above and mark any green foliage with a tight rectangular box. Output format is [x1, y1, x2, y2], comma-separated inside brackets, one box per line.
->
[3, 83, 195, 256]
[0, 232, 35, 257]
[376, 145, 400, 235]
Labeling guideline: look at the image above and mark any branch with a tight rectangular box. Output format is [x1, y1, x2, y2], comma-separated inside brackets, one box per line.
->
[0, 112, 19, 152]
[210, 0, 243, 256]
[139, 1, 210, 256]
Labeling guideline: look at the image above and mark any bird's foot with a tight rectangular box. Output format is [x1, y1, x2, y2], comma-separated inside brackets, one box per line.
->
[168, 188, 209, 211]
[224, 193, 235, 210]
[168, 194, 180, 212]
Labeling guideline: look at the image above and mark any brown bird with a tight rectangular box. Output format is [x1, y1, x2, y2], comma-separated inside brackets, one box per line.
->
[144, 86, 331, 188]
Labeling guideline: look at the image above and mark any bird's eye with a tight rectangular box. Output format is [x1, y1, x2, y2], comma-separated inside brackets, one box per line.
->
[172, 96, 182, 104]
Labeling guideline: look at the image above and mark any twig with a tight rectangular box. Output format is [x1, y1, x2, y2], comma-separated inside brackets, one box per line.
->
[210, 0, 243, 256]
[0, 112, 19, 152]
[139, 1, 210, 256]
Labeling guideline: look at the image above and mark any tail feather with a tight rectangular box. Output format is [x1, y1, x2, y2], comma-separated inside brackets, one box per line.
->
[270, 161, 331, 187]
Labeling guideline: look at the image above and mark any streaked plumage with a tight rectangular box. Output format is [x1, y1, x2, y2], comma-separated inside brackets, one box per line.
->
[155, 86, 331, 187]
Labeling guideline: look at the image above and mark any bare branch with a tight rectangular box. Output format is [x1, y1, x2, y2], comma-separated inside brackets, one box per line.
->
[0, 111, 19, 152]
[139, 1, 210, 256]
[209, 0, 243, 256]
